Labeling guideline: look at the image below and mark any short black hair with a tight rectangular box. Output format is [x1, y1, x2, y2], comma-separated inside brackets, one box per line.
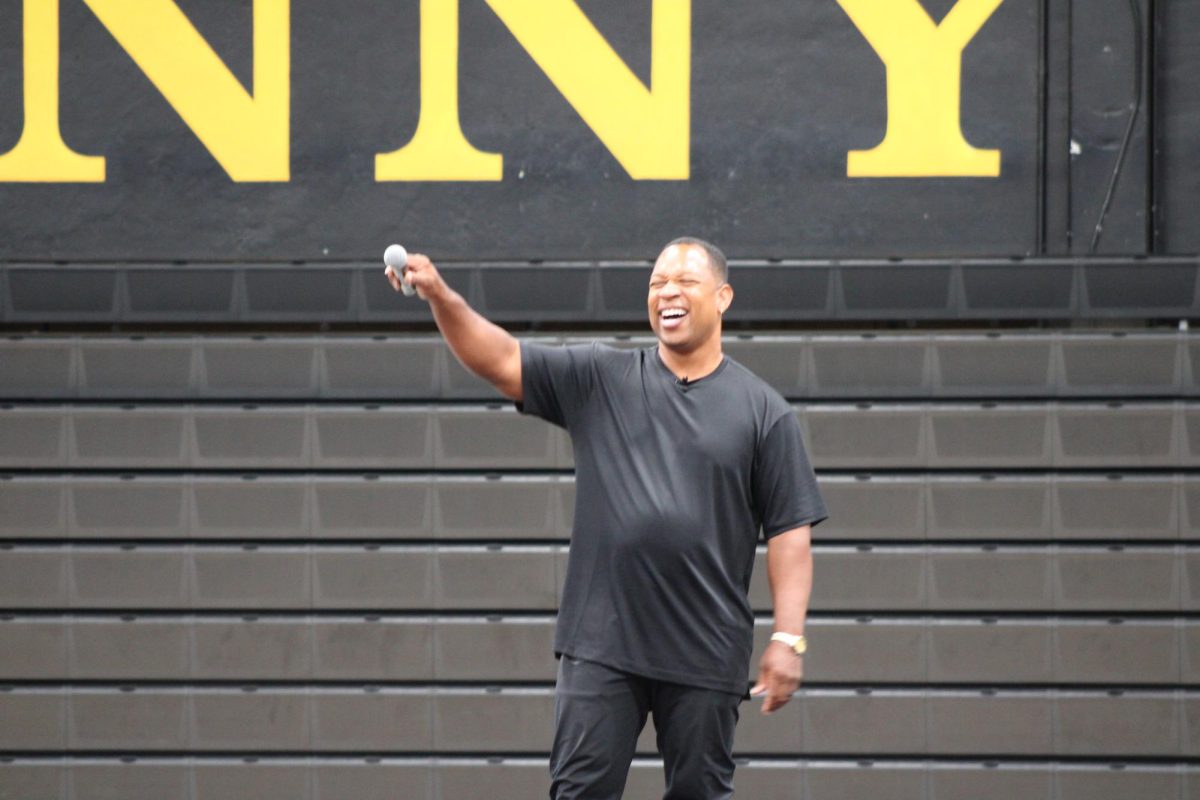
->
[663, 236, 728, 284]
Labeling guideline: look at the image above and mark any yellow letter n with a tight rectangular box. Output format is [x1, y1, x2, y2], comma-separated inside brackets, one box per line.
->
[0, 0, 289, 183]
[86, 0, 290, 181]
[377, 0, 691, 182]
[0, 0, 105, 181]
[836, 0, 1004, 177]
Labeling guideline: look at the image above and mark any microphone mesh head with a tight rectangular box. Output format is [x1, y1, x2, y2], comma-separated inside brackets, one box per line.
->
[383, 244, 408, 268]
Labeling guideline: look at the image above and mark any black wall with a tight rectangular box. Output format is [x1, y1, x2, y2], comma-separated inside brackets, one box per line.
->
[0, 0, 1193, 262]
[1155, 0, 1200, 254]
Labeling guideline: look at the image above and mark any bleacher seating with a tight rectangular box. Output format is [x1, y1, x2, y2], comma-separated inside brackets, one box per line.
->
[0, 332, 1195, 798]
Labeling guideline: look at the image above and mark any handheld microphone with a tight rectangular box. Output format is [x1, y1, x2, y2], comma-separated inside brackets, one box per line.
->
[383, 243, 415, 296]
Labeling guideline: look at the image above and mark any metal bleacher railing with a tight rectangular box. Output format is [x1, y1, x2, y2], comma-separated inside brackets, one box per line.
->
[0, 332, 1196, 799]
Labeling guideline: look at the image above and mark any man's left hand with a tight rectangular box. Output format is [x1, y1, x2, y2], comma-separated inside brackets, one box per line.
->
[749, 641, 803, 714]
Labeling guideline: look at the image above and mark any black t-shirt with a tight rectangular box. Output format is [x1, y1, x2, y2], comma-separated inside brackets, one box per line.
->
[518, 342, 827, 695]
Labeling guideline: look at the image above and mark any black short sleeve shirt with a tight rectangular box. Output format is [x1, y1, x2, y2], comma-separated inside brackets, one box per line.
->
[519, 341, 827, 694]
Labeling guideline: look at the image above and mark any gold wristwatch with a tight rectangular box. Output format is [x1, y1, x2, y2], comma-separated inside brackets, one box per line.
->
[770, 632, 807, 656]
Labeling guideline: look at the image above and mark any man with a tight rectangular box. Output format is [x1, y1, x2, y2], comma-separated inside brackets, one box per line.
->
[386, 238, 826, 799]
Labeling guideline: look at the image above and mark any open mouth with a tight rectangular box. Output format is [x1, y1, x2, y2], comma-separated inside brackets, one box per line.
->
[658, 308, 688, 329]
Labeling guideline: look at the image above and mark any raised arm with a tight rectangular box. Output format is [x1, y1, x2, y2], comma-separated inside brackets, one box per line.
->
[386, 253, 523, 402]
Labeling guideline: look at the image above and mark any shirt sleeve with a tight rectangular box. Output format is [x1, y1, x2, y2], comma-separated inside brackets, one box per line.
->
[753, 411, 828, 539]
[516, 341, 598, 429]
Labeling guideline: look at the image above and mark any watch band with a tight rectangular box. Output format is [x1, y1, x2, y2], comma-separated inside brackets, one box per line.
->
[770, 631, 807, 656]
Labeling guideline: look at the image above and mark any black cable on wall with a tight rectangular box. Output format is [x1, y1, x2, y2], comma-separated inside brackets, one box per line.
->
[1089, 0, 1145, 253]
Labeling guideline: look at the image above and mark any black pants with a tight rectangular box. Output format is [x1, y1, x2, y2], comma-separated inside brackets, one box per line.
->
[549, 654, 743, 799]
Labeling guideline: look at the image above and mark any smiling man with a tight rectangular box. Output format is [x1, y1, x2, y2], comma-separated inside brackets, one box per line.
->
[387, 237, 826, 799]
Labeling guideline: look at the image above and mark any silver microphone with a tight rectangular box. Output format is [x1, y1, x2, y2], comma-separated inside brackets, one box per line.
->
[383, 243, 415, 296]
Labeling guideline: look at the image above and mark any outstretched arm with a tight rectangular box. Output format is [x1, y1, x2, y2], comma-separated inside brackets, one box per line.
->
[386, 253, 523, 402]
[750, 524, 813, 714]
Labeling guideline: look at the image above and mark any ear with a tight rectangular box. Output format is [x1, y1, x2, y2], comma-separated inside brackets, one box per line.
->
[717, 282, 734, 314]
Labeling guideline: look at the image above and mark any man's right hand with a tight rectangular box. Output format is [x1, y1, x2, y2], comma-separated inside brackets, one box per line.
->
[384, 252, 446, 302]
